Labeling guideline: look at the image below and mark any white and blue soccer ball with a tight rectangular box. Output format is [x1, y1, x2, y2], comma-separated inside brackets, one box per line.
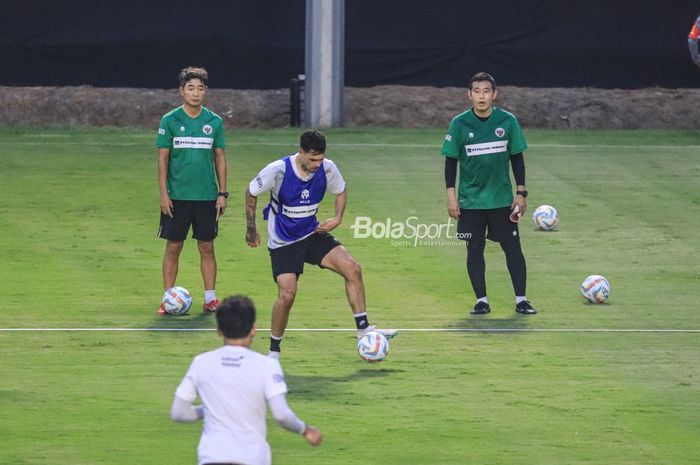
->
[162, 286, 193, 315]
[580, 275, 611, 304]
[533, 205, 559, 231]
[357, 331, 389, 362]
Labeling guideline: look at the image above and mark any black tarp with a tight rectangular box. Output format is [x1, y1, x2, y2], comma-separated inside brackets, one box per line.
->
[2, 0, 699, 89]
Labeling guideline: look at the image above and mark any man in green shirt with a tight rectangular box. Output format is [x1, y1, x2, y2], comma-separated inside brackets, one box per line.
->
[442, 72, 536, 316]
[156, 67, 228, 315]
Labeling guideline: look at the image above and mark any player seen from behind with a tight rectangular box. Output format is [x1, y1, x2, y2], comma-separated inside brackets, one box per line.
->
[171, 295, 322, 465]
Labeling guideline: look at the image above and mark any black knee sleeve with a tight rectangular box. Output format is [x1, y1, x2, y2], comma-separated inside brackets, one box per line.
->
[466, 239, 487, 298]
[500, 237, 527, 296]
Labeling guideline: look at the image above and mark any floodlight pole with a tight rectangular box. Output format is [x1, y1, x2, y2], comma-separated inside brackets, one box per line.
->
[305, 0, 344, 128]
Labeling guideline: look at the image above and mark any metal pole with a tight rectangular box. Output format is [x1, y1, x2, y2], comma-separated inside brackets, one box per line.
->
[305, 0, 344, 127]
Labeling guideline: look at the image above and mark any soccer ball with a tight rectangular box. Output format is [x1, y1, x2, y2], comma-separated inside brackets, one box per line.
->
[580, 275, 611, 304]
[533, 205, 559, 231]
[162, 286, 193, 315]
[357, 331, 389, 362]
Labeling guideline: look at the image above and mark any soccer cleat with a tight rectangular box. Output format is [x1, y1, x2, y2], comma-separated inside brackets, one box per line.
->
[358, 325, 398, 340]
[515, 300, 537, 315]
[470, 301, 491, 315]
[157, 303, 168, 316]
[202, 299, 221, 313]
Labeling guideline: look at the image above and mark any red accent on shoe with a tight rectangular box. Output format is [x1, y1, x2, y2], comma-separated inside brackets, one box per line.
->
[157, 303, 167, 316]
[203, 299, 220, 313]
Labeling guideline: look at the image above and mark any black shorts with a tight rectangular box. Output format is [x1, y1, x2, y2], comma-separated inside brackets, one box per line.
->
[457, 207, 519, 243]
[157, 200, 218, 241]
[269, 232, 341, 281]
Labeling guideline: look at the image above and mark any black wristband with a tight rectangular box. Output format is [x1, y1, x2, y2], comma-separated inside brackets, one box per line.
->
[218, 192, 229, 198]
[516, 190, 528, 198]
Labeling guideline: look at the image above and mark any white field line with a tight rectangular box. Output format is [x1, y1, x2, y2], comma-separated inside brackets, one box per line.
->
[6, 141, 700, 150]
[1, 327, 699, 333]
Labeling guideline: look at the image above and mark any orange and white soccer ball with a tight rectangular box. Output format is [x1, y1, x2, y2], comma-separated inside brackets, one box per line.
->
[357, 331, 389, 362]
[580, 275, 611, 304]
[533, 204, 559, 231]
[162, 286, 193, 315]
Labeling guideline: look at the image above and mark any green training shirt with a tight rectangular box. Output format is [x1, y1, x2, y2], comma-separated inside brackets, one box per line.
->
[441, 106, 527, 209]
[156, 106, 226, 200]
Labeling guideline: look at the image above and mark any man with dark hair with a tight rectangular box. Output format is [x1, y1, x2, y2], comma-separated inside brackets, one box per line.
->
[442, 72, 536, 316]
[689, 14, 700, 68]
[156, 66, 228, 315]
[245, 130, 397, 358]
[171, 295, 322, 465]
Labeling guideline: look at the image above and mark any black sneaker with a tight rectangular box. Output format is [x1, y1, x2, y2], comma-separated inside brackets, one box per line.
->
[515, 300, 537, 315]
[470, 301, 491, 315]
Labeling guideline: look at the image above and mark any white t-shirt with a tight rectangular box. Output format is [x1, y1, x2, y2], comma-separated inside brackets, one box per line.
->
[248, 153, 346, 249]
[175, 345, 289, 465]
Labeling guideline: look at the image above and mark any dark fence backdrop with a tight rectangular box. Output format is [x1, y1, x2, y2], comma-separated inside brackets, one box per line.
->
[3, 0, 699, 89]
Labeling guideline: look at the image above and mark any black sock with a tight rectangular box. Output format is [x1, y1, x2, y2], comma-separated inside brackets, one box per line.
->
[269, 335, 282, 353]
[354, 312, 370, 330]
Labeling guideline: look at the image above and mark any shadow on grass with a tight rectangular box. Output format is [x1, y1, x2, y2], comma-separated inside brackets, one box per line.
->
[451, 313, 533, 332]
[145, 311, 217, 330]
[285, 367, 402, 399]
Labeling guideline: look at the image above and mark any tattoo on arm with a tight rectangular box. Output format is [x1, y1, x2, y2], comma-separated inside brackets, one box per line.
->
[245, 188, 257, 239]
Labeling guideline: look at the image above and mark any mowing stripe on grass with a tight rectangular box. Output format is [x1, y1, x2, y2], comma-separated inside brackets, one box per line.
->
[6, 141, 700, 149]
[1, 327, 699, 333]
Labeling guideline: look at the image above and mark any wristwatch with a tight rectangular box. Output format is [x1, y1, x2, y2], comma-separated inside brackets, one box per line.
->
[218, 192, 229, 198]
[516, 190, 528, 198]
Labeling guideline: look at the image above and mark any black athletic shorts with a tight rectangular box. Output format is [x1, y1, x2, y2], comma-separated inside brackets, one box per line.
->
[157, 199, 218, 241]
[457, 207, 520, 243]
[269, 232, 341, 281]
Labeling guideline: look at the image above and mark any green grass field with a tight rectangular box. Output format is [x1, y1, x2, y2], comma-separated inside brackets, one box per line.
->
[1, 127, 699, 465]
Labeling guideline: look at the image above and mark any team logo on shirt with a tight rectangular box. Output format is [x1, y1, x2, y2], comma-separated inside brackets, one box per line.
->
[495, 127, 505, 137]
[203, 124, 213, 135]
[179, 126, 185, 132]
[158, 128, 165, 135]
[469, 132, 474, 138]
[221, 356, 243, 367]
[301, 189, 310, 200]
[444, 134, 452, 142]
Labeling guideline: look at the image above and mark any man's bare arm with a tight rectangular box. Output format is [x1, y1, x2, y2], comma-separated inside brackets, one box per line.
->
[245, 187, 261, 247]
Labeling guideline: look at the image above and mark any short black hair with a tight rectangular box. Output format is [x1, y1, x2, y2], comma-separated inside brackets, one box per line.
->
[215, 295, 256, 339]
[178, 66, 209, 87]
[469, 72, 496, 90]
[300, 129, 326, 153]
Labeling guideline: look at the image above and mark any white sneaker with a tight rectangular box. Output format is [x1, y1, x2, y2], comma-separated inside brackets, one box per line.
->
[358, 325, 398, 340]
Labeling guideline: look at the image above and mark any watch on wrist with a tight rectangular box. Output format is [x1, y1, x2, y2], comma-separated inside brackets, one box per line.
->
[218, 192, 229, 198]
[516, 190, 528, 198]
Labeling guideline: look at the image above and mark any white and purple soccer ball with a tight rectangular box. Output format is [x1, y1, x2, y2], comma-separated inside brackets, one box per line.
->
[162, 286, 192, 315]
[580, 275, 611, 304]
[357, 331, 389, 362]
[533, 205, 559, 231]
